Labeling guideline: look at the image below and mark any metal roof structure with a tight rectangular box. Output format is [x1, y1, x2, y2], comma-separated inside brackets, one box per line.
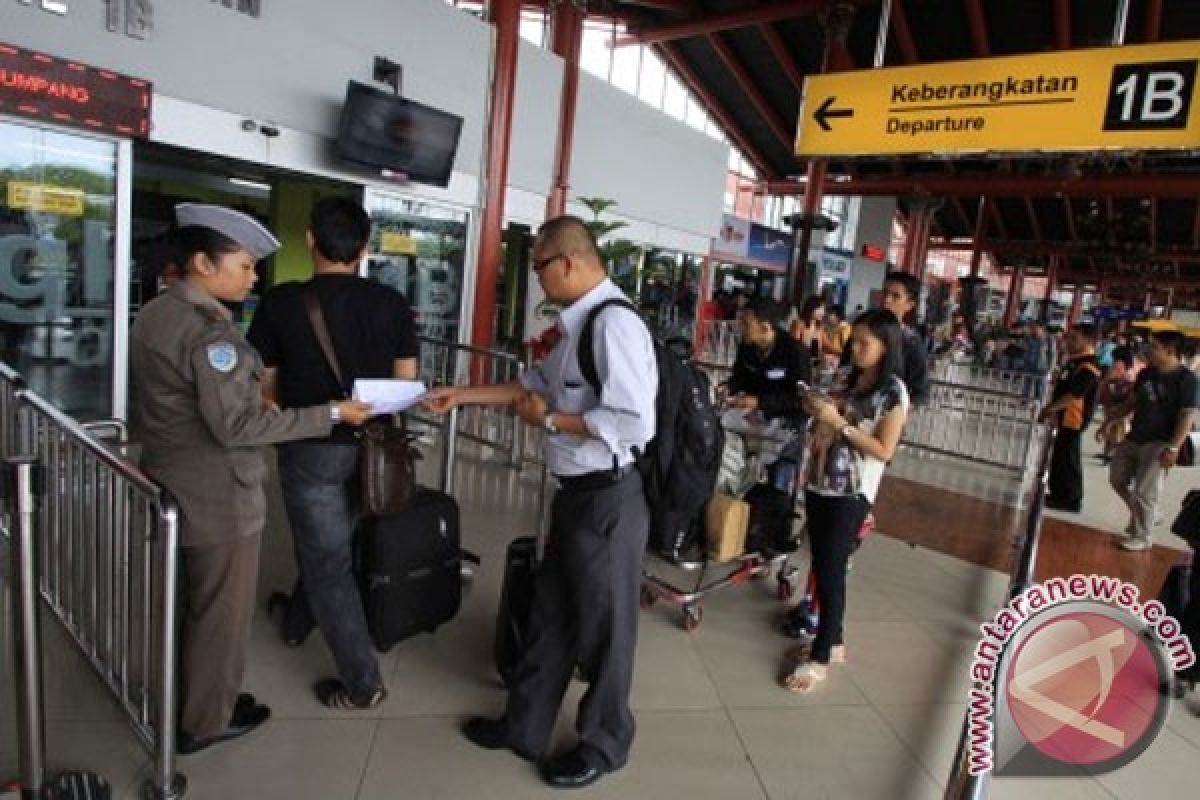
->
[605, 0, 1200, 303]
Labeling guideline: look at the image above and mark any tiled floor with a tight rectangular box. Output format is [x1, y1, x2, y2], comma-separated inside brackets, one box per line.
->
[1, 438, 1197, 800]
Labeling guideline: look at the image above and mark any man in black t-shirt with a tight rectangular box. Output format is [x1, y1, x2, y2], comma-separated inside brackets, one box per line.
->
[247, 197, 418, 710]
[840, 272, 930, 406]
[726, 296, 812, 419]
[1038, 325, 1102, 513]
[1103, 331, 1198, 551]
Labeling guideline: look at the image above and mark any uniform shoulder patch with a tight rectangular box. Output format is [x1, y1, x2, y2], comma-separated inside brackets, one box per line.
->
[206, 342, 239, 373]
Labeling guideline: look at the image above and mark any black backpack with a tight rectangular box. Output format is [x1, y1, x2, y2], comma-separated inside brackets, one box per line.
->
[578, 298, 724, 560]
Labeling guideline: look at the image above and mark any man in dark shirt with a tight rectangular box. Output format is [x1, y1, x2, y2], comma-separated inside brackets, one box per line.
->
[1103, 331, 1198, 551]
[1038, 325, 1102, 513]
[247, 197, 418, 709]
[726, 296, 812, 419]
[874, 272, 930, 406]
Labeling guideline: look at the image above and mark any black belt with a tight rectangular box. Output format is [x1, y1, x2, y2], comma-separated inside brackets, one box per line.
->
[555, 464, 636, 492]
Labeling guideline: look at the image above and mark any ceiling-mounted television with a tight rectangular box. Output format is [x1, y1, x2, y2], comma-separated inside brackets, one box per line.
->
[335, 81, 463, 188]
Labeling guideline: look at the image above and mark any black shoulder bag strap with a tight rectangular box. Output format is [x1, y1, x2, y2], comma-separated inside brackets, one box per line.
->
[303, 284, 349, 399]
[577, 298, 640, 396]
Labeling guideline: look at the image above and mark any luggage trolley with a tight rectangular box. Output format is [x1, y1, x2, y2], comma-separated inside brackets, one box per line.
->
[639, 411, 804, 633]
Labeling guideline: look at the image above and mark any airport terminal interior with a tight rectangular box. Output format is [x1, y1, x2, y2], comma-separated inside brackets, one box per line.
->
[2, 1, 1200, 799]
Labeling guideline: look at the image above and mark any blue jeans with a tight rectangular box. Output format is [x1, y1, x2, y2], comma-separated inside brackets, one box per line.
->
[277, 440, 383, 695]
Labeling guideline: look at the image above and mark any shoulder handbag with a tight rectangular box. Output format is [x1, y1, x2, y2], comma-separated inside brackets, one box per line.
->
[1171, 489, 1200, 548]
[303, 286, 418, 517]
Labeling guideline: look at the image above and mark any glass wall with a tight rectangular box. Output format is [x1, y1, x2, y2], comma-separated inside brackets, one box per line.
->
[637, 248, 702, 342]
[362, 189, 470, 355]
[0, 120, 120, 419]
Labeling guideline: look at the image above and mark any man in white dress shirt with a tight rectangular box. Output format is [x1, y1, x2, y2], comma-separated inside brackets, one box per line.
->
[423, 216, 657, 789]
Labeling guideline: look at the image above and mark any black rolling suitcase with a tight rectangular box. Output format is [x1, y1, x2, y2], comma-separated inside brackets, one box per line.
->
[494, 535, 538, 687]
[356, 488, 477, 652]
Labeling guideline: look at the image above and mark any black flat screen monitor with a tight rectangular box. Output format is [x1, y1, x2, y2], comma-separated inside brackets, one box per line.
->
[335, 81, 463, 188]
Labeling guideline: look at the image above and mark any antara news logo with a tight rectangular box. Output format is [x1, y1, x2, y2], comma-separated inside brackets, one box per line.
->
[967, 574, 1195, 778]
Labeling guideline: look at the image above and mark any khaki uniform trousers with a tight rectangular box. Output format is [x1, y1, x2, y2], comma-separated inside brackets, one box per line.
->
[180, 533, 261, 739]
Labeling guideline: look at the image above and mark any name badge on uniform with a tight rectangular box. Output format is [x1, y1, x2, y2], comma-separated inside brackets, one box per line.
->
[766, 368, 787, 380]
[206, 342, 238, 373]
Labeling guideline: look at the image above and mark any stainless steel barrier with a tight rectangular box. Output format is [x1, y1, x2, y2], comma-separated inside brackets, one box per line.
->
[943, 427, 1055, 800]
[696, 320, 740, 367]
[902, 380, 1039, 473]
[0, 365, 186, 800]
[412, 337, 528, 488]
[928, 358, 1049, 400]
[1, 362, 28, 458]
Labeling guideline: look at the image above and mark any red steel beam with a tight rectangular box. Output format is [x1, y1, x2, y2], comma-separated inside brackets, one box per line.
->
[707, 32, 794, 148]
[759, 22, 806, 92]
[950, 196, 974, 232]
[988, 198, 1010, 241]
[657, 42, 774, 177]
[763, 174, 1200, 198]
[1063, 196, 1079, 242]
[1024, 196, 1044, 241]
[1054, 0, 1071, 49]
[622, 0, 695, 12]
[929, 240, 1200, 260]
[613, 0, 841, 47]
[1149, 197, 1157, 253]
[1144, 0, 1163, 42]
[1058, 274, 1200, 289]
[890, 0, 920, 63]
[965, 0, 991, 56]
[546, 0, 585, 218]
[1193, 198, 1200, 250]
[472, 0, 522, 353]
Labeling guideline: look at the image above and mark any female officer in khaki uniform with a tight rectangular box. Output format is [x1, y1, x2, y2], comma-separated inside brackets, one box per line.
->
[130, 204, 372, 754]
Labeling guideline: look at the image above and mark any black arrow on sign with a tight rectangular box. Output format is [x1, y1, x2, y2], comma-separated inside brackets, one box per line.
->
[814, 96, 854, 131]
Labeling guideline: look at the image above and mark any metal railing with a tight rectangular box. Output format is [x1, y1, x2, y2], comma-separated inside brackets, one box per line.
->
[928, 357, 1049, 400]
[414, 335, 1042, 479]
[696, 319, 740, 367]
[412, 337, 529, 488]
[0, 364, 185, 799]
[943, 426, 1055, 800]
[903, 380, 1040, 473]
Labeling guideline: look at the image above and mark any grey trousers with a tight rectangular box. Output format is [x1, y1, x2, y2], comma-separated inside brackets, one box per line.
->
[180, 534, 261, 739]
[506, 470, 649, 770]
[1109, 440, 1169, 540]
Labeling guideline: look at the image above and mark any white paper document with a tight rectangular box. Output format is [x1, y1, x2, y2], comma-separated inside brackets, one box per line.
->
[351, 380, 428, 414]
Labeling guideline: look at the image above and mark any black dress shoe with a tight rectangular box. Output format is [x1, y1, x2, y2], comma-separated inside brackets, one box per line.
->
[178, 702, 270, 755]
[267, 591, 312, 647]
[538, 748, 608, 790]
[462, 717, 536, 762]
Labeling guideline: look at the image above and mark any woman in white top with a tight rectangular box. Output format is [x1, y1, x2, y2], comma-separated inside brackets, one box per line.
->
[783, 309, 911, 693]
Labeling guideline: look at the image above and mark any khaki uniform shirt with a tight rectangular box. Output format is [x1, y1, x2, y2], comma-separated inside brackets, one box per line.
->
[130, 282, 331, 547]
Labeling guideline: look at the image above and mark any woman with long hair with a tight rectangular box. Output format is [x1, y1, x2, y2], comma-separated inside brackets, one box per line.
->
[782, 309, 911, 693]
[789, 296, 828, 364]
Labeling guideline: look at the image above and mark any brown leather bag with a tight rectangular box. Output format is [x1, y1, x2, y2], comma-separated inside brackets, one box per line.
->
[304, 286, 419, 516]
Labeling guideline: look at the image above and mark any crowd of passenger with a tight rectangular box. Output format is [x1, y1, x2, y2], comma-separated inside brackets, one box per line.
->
[126, 198, 1199, 790]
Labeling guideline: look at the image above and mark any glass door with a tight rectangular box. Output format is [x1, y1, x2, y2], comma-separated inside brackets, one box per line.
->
[362, 189, 469, 352]
[0, 119, 126, 420]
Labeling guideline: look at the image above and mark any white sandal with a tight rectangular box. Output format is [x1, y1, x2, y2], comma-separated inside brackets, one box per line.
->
[783, 661, 827, 693]
[783, 644, 846, 668]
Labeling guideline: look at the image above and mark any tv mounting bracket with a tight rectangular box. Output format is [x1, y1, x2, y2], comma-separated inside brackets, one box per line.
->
[373, 57, 402, 96]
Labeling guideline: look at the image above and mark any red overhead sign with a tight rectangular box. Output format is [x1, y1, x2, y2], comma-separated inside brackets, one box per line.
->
[861, 243, 887, 262]
[0, 42, 152, 138]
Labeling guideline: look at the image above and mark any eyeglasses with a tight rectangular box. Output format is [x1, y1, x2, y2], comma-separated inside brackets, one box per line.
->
[532, 253, 565, 273]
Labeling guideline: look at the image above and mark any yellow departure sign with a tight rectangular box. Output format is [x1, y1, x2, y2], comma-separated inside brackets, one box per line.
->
[795, 41, 1200, 157]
